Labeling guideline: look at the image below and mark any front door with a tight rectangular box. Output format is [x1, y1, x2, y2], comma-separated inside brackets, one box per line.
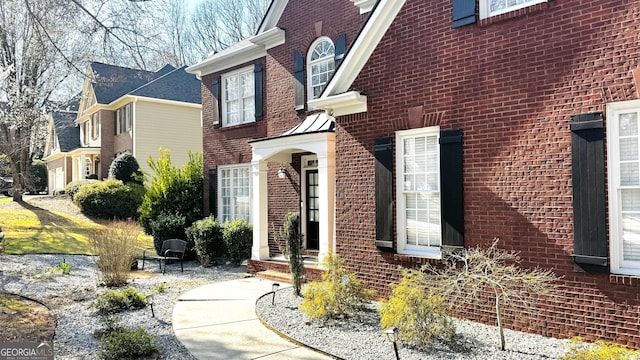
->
[305, 169, 320, 250]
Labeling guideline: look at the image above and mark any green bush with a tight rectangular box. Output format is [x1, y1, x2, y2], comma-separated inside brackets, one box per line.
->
[64, 179, 99, 199]
[379, 268, 455, 349]
[284, 212, 304, 296]
[73, 180, 145, 219]
[139, 149, 203, 243]
[560, 338, 640, 360]
[97, 327, 159, 360]
[223, 218, 252, 266]
[148, 211, 192, 257]
[300, 252, 374, 323]
[186, 216, 224, 267]
[93, 287, 147, 316]
[109, 152, 144, 185]
[26, 160, 48, 193]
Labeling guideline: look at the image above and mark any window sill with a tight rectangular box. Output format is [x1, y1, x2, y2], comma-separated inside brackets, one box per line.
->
[391, 253, 442, 267]
[479, 1, 551, 27]
[609, 274, 640, 287]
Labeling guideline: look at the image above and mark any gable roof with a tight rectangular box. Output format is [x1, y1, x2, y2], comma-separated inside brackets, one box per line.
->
[52, 109, 80, 152]
[308, 0, 407, 116]
[129, 66, 201, 104]
[89, 62, 169, 105]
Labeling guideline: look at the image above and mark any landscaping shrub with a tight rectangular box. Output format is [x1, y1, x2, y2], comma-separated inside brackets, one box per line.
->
[26, 160, 47, 193]
[283, 212, 304, 296]
[93, 287, 147, 315]
[64, 179, 99, 199]
[97, 327, 158, 360]
[140, 149, 203, 235]
[186, 216, 224, 267]
[108, 152, 144, 185]
[223, 218, 252, 265]
[89, 221, 144, 287]
[148, 211, 192, 257]
[379, 268, 455, 349]
[300, 252, 374, 323]
[560, 338, 640, 360]
[74, 179, 145, 219]
[86, 173, 98, 180]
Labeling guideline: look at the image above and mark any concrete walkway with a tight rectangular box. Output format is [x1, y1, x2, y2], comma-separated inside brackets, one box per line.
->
[172, 277, 332, 360]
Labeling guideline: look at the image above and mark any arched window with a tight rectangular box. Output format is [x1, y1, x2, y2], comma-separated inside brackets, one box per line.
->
[307, 37, 335, 100]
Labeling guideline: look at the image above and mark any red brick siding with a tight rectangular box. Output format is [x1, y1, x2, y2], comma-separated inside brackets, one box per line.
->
[99, 109, 115, 178]
[332, 0, 640, 347]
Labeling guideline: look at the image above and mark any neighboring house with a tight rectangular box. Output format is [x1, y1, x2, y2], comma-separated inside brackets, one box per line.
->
[45, 62, 202, 190]
[43, 100, 81, 194]
[188, 0, 640, 346]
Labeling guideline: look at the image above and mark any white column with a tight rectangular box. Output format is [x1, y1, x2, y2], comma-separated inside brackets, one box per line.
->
[251, 158, 269, 260]
[317, 152, 336, 262]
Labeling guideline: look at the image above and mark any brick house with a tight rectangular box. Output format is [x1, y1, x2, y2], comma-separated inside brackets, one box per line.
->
[44, 62, 202, 193]
[188, 0, 640, 346]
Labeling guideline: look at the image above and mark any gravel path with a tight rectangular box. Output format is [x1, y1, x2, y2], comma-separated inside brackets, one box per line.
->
[0, 254, 246, 360]
[256, 288, 573, 360]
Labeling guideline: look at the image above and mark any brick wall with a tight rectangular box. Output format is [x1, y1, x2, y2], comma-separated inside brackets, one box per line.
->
[200, 0, 365, 237]
[333, 0, 640, 347]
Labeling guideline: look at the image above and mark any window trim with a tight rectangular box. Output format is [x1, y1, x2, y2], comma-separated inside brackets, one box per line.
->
[221, 66, 255, 127]
[608, 99, 640, 275]
[479, 0, 547, 19]
[307, 37, 336, 101]
[395, 126, 442, 258]
[217, 163, 252, 222]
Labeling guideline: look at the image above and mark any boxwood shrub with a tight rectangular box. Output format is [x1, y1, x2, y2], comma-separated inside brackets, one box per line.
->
[186, 216, 224, 267]
[73, 179, 145, 219]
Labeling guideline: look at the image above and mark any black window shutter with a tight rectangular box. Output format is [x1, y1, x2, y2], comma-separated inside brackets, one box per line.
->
[334, 33, 347, 68]
[440, 129, 464, 251]
[570, 112, 607, 270]
[452, 0, 476, 28]
[211, 77, 221, 128]
[254, 64, 264, 121]
[375, 137, 394, 251]
[294, 50, 305, 112]
[208, 168, 217, 218]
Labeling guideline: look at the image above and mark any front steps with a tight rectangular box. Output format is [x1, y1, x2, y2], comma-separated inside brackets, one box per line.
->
[250, 256, 323, 283]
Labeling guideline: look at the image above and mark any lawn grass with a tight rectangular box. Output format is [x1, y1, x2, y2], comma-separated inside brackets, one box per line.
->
[0, 199, 153, 255]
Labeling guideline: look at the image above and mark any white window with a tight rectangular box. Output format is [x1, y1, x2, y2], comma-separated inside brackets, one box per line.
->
[222, 67, 254, 127]
[480, 0, 547, 19]
[218, 164, 251, 222]
[608, 100, 640, 275]
[116, 104, 132, 134]
[307, 37, 335, 100]
[396, 127, 441, 257]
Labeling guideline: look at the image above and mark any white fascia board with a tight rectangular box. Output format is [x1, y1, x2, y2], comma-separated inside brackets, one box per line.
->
[186, 28, 285, 77]
[307, 91, 367, 117]
[258, 0, 289, 33]
[252, 27, 286, 49]
[351, 0, 376, 13]
[117, 96, 202, 110]
[323, 0, 406, 97]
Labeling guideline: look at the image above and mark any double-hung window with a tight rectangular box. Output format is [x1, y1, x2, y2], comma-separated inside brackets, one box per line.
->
[608, 100, 640, 275]
[480, 0, 547, 19]
[218, 164, 251, 222]
[307, 38, 335, 100]
[91, 113, 100, 140]
[222, 67, 255, 127]
[396, 127, 441, 257]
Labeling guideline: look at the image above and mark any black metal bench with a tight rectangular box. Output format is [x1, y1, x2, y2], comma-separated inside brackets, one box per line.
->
[142, 239, 187, 274]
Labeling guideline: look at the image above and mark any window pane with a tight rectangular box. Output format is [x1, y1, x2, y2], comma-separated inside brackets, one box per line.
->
[620, 113, 638, 136]
[620, 138, 638, 162]
[621, 163, 640, 186]
[622, 213, 640, 261]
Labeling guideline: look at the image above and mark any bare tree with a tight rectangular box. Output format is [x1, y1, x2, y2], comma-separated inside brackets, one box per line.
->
[422, 239, 560, 351]
[0, 0, 80, 201]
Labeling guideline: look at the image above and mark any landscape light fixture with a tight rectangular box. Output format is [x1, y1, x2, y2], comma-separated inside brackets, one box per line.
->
[272, 283, 280, 305]
[385, 327, 400, 360]
[146, 294, 155, 317]
[277, 166, 287, 179]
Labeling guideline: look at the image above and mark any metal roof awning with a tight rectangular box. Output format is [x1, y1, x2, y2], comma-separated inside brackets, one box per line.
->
[250, 112, 334, 144]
